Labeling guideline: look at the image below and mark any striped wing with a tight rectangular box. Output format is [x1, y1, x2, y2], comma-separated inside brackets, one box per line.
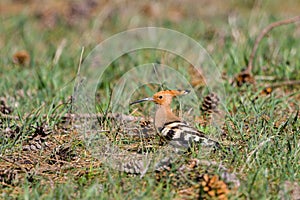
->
[160, 121, 219, 149]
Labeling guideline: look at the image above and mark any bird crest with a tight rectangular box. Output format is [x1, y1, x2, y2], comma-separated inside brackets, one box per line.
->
[130, 89, 190, 106]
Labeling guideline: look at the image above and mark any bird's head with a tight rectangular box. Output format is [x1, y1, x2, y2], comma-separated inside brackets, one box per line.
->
[130, 89, 190, 106]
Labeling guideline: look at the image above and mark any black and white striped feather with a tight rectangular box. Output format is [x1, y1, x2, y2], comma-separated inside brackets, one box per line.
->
[160, 121, 219, 150]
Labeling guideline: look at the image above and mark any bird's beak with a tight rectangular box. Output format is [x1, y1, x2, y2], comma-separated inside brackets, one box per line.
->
[130, 97, 154, 105]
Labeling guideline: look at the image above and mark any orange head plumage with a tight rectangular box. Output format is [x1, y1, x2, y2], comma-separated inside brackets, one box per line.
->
[130, 89, 190, 106]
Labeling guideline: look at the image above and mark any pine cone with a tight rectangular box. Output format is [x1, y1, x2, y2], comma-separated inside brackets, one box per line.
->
[197, 93, 220, 126]
[200, 174, 229, 200]
[234, 70, 255, 87]
[201, 93, 220, 114]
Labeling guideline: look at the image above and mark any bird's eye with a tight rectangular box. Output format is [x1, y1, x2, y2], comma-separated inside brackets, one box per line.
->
[158, 96, 163, 99]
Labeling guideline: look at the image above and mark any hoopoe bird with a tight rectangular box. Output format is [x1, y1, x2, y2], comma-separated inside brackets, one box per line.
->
[130, 89, 220, 151]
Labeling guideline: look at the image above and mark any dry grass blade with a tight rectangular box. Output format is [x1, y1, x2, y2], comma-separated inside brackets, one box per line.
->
[0, 156, 29, 174]
[53, 39, 67, 65]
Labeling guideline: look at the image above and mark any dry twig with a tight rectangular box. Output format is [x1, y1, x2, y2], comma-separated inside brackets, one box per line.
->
[234, 15, 300, 86]
[264, 80, 300, 89]
[247, 15, 300, 74]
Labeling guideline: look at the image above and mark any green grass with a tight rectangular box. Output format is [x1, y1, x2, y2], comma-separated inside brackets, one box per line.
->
[1, 1, 300, 199]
